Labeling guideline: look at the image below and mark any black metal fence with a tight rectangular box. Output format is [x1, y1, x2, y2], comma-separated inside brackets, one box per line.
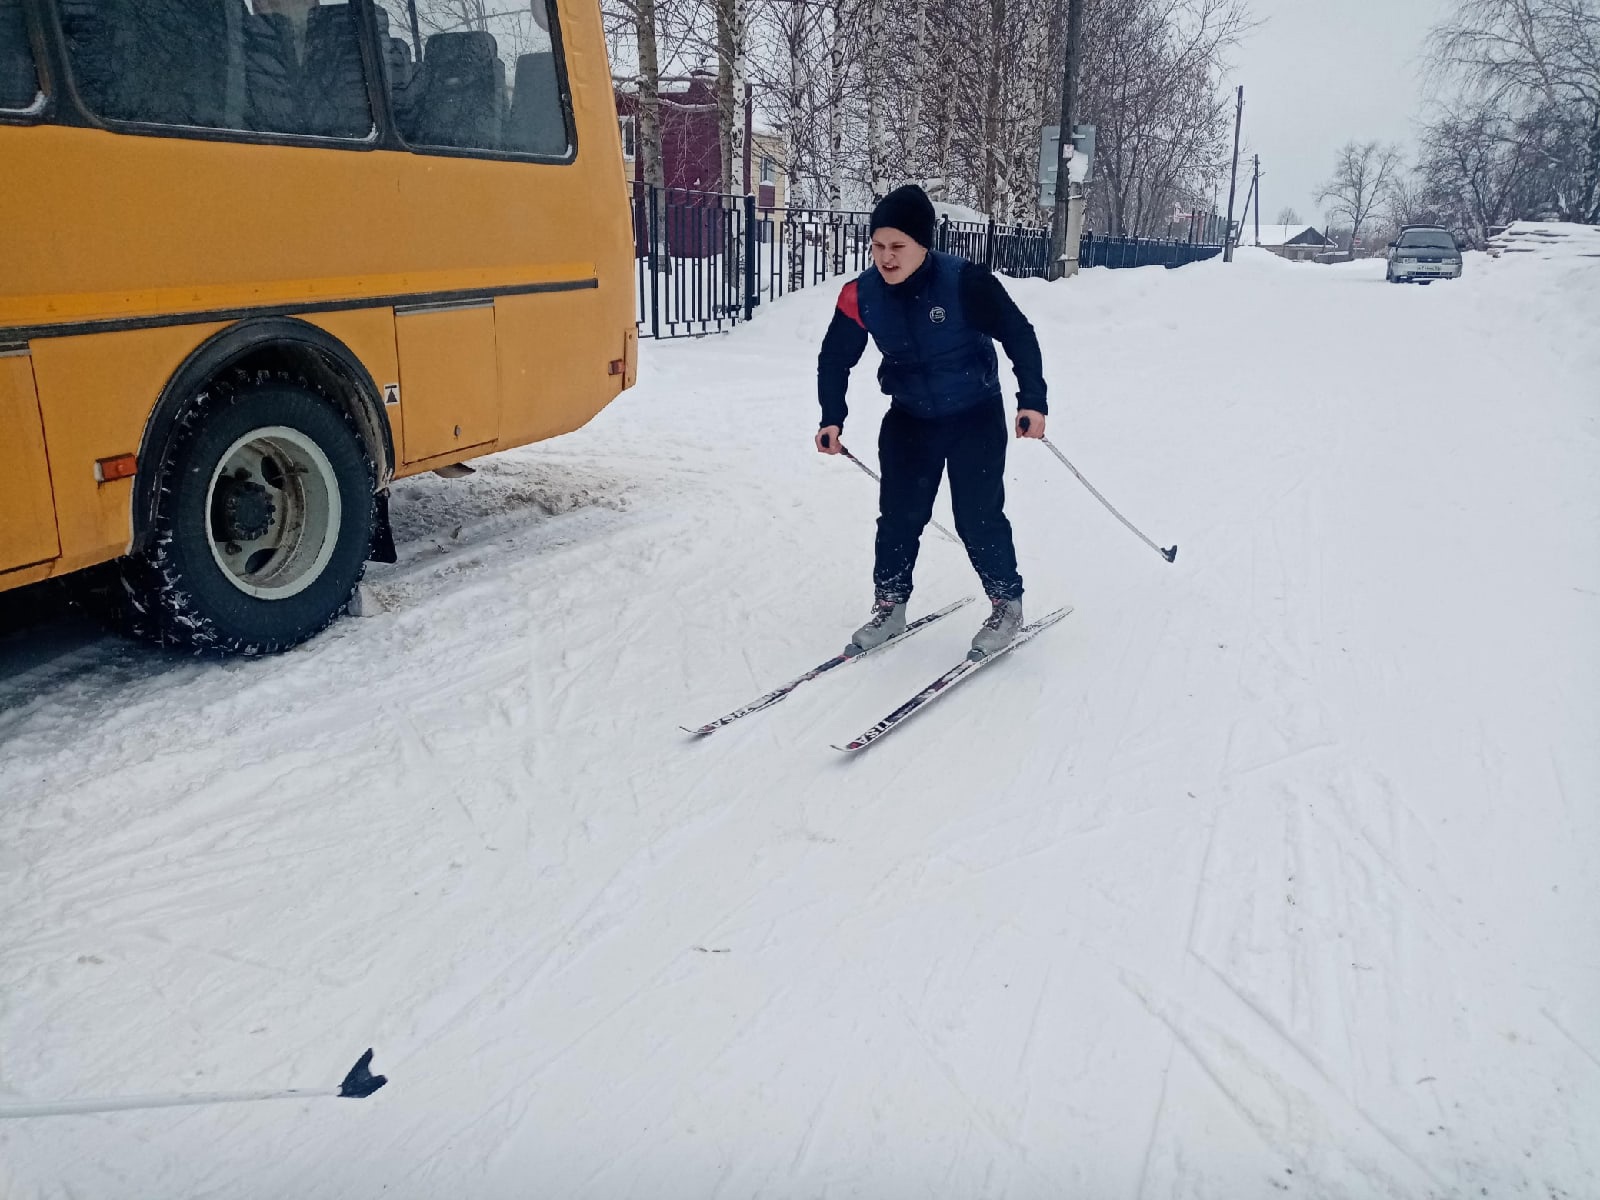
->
[757, 207, 875, 306]
[630, 185, 1222, 339]
[1080, 234, 1223, 270]
[931, 218, 1056, 279]
[631, 184, 752, 339]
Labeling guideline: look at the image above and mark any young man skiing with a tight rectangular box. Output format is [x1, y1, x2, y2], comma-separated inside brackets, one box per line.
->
[816, 183, 1048, 659]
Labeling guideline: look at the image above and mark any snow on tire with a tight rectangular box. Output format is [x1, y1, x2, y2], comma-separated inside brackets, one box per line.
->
[121, 373, 376, 655]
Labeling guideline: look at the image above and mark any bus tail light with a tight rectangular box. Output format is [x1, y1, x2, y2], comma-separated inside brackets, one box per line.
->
[95, 454, 137, 483]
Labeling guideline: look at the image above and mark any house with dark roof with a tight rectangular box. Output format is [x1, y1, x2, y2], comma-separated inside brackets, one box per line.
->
[1244, 224, 1338, 262]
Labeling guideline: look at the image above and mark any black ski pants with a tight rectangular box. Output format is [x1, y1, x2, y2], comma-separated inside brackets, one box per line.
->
[874, 399, 1023, 603]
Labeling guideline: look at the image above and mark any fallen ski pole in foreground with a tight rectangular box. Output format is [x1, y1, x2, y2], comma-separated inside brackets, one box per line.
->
[1027, 425, 1177, 564]
[820, 432, 962, 546]
[0, 1048, 386, 1119]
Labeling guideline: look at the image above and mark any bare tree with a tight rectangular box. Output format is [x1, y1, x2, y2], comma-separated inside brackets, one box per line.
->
[902, 0, 931, 178]
[604, 0, 704, 193]
[752, 0, 821, 206]
[1382, 171, 1430, 229]
[826, 0, 847, 205]
[979, 0, 1007, 211]
[636, 0, 667, 191]
[1317, 141, 1403, 254]
[715, 0, 750, 192]
[1428, 0, 1600, 222]
[864, 0, 889, 196]
[1416, 103, 1550, 240]
[1275, 205, 1300, 223]
[1079, 0, 1252, 236]
[607, 0, 1253, 227]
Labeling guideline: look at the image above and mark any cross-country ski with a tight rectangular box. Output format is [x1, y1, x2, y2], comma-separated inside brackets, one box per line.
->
[682, 595, 973, 736]
[832, 607, 1073, 752]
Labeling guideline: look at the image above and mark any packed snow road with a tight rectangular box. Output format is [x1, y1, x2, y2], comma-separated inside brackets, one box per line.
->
[3, 235, 1598, 1198]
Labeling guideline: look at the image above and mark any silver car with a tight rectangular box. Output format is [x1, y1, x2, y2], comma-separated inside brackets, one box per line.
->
[1386, 227, 1463, 284]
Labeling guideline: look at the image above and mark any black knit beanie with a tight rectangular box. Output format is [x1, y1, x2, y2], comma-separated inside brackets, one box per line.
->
[869, 184, 937, 249]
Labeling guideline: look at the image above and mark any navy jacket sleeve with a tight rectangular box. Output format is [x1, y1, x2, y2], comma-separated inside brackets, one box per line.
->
[817, 281, 869, 429]
[960, 264, 1049, 414]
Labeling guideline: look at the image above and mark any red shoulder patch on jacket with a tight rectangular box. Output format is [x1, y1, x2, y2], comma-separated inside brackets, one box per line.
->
[837, 280, 864, 328]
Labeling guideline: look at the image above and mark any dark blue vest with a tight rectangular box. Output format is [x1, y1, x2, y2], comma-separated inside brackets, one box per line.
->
[855, 251, 1001, 420]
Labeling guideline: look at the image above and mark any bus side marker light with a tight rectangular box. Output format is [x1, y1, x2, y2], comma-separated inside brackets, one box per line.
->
[609, 359, 625, 376]
[95, 454, 138, 484]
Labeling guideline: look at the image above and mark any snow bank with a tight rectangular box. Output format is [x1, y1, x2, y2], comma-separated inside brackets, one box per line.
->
[2, 235, 1597, 1199]
[1488, 220, 1600, 261]
[933, 199, 990, 224]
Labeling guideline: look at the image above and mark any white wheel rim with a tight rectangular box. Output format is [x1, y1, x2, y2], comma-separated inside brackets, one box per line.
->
[205, 426, 343, 600]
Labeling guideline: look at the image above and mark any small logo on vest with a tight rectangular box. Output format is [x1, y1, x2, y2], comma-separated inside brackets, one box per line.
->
[929, 306, 947, 324]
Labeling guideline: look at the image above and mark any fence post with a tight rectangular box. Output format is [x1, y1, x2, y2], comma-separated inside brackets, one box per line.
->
[744, 194, 757, 321]
[985, 217, 996, 270]
[648, 185, 661, 342]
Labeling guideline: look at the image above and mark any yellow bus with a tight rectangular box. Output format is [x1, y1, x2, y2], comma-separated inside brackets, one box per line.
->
[0, 0, 636, 653]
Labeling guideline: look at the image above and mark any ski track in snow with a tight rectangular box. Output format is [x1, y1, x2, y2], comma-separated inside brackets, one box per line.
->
[2, 237, 1598, 1198]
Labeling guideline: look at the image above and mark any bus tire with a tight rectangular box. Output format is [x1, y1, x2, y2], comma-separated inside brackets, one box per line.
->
[121, 373, 376, 655]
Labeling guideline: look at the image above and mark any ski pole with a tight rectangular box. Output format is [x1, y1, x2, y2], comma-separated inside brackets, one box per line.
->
[820, 432, 962, 546]
[0, 1049, 387, 1119]
[1029, 429, 1177, 563]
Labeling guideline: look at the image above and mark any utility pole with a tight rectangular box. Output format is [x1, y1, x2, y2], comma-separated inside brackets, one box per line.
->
[1222, 85, 1244, 262]
[1237, 173, 1256, 239]
[1252, 155, 1261, 246]
[1048, 0, 1086, 280]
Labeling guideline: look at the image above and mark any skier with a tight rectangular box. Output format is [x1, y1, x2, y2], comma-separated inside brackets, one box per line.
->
[816, 183, 1048, 658]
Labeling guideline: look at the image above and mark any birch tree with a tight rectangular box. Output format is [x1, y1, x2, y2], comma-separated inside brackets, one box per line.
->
[636, 0, 667, 191]
[715, 0, 749, 191]
[1428, 0, 1600, 222]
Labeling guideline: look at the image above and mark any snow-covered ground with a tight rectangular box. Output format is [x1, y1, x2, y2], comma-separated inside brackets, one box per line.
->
[3, 232, 1598, 1198]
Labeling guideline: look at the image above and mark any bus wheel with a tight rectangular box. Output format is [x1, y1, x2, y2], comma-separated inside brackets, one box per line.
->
[124, 374, 376, 654]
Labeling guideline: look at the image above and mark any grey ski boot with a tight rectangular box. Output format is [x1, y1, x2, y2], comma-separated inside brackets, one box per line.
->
[847, 597, 907, 655]
[969, 598, 1023, 660]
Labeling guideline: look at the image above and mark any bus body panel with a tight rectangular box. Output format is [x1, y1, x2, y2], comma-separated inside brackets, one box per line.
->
[29, 322, 227, 575]
[395, 303, 501, 464]
[495, 283, 628, 449]
[0, 354, 61, 574]
[305, 305, 405, 474]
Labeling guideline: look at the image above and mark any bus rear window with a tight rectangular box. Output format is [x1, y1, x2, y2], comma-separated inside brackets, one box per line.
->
[1, 0, 41, 112]
[376, 0, 570, 158]
[61, 0, 373, 140]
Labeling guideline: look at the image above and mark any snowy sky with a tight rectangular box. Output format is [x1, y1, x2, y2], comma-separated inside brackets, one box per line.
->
[1220, 0, 1451, 226]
